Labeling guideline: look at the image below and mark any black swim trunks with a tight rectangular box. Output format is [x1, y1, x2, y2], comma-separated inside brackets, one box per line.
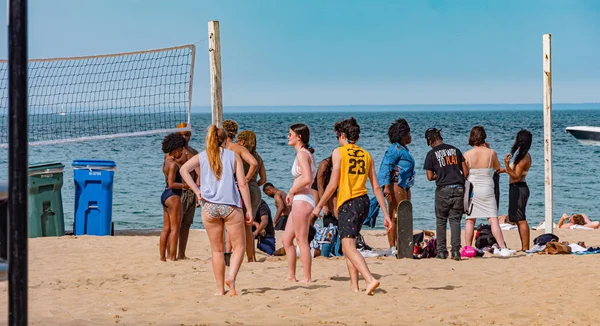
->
[338, 194, 370, 239]
[274, 215, 288, 231]
[508, 182, 529, 222]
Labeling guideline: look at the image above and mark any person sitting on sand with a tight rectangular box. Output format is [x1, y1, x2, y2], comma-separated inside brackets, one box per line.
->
[558, 213, 600, 229]
[253, 200, 276, 255]
[180, 126, 253, 296]
[160, 133, 190, 261]
[263, 183, 292, 231]
[313, 117, 391, 295]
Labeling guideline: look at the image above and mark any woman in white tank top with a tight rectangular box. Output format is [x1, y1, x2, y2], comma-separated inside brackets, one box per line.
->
[464, 126, 513, 257]
[282, 123, 316, 283]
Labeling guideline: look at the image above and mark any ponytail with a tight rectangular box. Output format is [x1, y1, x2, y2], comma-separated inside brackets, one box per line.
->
[206, 125, 227, 180]
[290, 123, 314, 154]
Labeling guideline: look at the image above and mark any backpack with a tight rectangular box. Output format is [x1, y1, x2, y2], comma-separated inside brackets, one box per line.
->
[414, 237, 437, 259]
[475, 224, 497, 249]
[316, 223, 342, 257]
[533, 233, 559, 247]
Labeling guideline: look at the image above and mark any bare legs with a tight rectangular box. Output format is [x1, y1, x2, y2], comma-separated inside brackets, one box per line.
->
[281, 200, 312, 282]
[203, 206, 246, 296]
[517, 220, 530, 251]
[160, 196, 181, 261]
[465, 217, 508, 248]
[342, 238, 379, 295]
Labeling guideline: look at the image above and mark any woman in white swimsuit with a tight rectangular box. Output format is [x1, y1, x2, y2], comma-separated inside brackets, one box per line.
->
[464, 126, 513, 256]
[282, 123, 317, 282]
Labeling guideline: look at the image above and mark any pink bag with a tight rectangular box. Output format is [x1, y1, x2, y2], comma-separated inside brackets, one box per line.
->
[461, 245, 477, 258]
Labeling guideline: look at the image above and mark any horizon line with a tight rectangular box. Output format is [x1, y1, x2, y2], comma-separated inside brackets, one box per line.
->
[191, 102, 600, 108]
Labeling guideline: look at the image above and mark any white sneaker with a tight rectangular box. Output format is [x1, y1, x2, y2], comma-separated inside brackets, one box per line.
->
[497, 248, 514, 257]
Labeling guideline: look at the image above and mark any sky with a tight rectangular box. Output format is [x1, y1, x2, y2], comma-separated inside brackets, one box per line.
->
[0, 0, 599, 107]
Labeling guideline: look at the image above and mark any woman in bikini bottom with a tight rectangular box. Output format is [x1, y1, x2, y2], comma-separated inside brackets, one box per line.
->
[203, 200, 236, 219]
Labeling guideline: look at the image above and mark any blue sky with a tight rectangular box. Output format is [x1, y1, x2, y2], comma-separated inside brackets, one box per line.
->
[1, 0, 599, 106]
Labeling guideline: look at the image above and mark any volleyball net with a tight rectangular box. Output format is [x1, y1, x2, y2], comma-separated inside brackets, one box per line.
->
[0, 44, 196, 147]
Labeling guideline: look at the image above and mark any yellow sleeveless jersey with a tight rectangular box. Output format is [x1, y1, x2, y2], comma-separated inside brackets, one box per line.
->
[337, 144, 371, 209]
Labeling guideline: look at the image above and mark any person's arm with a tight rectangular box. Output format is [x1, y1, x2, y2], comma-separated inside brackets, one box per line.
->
[368, 160, 392, 233]
[234, 144, 258, 182]
[585, 221, 600, 229]
[287, 151, 314, 198]
[492, 150, 501, 171]
[313, 149, 341, 215]
[460, 150, 469, 179]
[426, 170, 436, 181]
[234, 154, 254, 224]
[582, 214, 592, 224]
[558, 214, 570, 229]
[273, 195, 285, 225]
[461, 161, 469, 179]
[257, 158, 267, 187]
[254, 213, 269, 237]
[316, 160, 328, 198]
[165, 161, 189, 190]
[180, 154, 201, 201]
[504, 154, 526, 179]
[424, 152, 436, 181]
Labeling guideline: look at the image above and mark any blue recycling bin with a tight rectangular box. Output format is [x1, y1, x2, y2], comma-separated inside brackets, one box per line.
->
[72, 160, 116, 236]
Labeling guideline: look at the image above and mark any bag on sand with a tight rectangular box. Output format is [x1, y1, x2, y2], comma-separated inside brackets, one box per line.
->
[544, 241, 571, 255]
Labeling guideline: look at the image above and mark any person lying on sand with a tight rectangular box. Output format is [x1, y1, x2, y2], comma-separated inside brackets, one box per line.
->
[558, 214, 600, 229]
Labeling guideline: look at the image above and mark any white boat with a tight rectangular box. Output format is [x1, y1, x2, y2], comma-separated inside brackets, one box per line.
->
[566, 126, 600, 144]
[59, 106, 66, 116]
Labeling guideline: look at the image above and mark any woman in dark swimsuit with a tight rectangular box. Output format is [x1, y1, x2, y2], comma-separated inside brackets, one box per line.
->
[160, 133, 189, 261]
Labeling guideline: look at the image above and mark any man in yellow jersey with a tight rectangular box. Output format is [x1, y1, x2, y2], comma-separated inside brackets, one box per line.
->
[313, 117, 391, 295]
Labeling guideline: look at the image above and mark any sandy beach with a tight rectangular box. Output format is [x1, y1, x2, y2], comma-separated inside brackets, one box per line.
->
[1, 228, 600, 325]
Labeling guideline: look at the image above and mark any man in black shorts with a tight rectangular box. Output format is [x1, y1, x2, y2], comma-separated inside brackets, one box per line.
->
[423, 128, 469, 261]
[313, 117, 391, 295]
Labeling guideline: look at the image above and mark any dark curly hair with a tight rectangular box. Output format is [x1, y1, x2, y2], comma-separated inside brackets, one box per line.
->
[222, 119, 238, 140]
[388, 118, 410, 144]
[335, 117, 360, 143]
[468, 125, 487, 146]
[425, 128, 443, 146]
[510, 129, 533, 165]
[162, 133, 187, 154]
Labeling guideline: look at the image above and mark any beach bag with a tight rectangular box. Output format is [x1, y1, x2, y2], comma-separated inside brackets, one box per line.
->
[464, 180, 474, 215]
[544, 241, 571, 255]
[533, 233, 559, 247]
[317, 224, 341, 257]
[475, 224, 497, 249]
[461, 245, 477, 258]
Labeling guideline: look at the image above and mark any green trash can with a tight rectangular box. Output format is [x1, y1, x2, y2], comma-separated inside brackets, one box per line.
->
[28, 162, 65, 238]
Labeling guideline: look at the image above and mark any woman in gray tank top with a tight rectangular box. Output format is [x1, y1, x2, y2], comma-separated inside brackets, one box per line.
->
[181, 126, 253, 296]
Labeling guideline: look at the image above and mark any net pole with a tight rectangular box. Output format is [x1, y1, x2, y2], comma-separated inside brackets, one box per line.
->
[208, 21, 223, 128]
[7, 0, 29, 325]
[542, 34, 553, 234]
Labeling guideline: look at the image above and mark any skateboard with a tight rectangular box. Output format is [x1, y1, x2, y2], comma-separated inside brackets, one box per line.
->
[396, 200, 413, 259]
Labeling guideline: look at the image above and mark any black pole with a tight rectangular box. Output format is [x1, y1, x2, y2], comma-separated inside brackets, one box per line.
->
[8, 0, 28, 325]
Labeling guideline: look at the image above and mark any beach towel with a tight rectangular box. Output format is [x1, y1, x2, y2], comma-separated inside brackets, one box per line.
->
[500, 223, 518, 230]
[568, 243, 587, 253]
[362, 196, 379, 228]
[570, 225, 594, 230]
[532, 220, 558, 230]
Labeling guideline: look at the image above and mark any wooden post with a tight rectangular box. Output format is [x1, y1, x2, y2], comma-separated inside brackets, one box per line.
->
[543, 34, 553, 234]
[208, 21, 223, 128]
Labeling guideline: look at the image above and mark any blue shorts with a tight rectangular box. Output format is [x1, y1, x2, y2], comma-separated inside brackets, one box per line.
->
[257, 236, 276, 256]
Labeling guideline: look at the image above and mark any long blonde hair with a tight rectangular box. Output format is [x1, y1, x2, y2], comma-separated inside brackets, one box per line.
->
[206, 125, 228, 180]
[237, 130, 257, 154]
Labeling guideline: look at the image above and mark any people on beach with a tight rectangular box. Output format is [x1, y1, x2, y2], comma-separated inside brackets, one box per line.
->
[313, 117, 391, 295]
[262, 182, 291, 230]
[377, 118, 415, 248]
[314, 157, 338, 227]
[282, 123, 317, 282]
[236, 130, 267, 261]
[175, 122, 199, 260]
[222, 119, 259, 262]
[464, 126, 513, 256]
[501, 129, 532, 251]
[253, 200, 276, 255]
[274, 225, 319, 257]
[558, 213, 600, 229]
[160, 133, 189, 261]
[423, 128, 468, 260]
[180, 126, 253, 296]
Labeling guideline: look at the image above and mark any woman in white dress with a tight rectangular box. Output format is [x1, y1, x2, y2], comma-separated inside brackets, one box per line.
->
[464, 126, 513, 256]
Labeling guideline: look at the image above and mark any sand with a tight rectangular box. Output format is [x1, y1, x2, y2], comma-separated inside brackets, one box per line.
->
[1, 228, 600, 325]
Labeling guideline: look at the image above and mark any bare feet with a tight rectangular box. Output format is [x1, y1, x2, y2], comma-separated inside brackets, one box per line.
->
[176, 255, 189, 260]
[225, 276, 237, 297]
[214, 290, 225, 296]
[350, 286, 360, 293]
[299, 279, 312, 283]
[160, 257, 167, 262]
[287, 276, 298, 282]
[365, 279, 380, 296]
